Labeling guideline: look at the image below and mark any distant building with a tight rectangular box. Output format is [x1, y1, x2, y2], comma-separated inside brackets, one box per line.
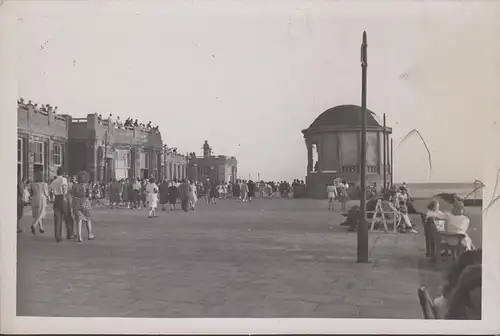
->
[161, 146, 188, 181]
[17, 102, 71, 182]
[302, 105, 393, 198]
[187, 140, 238, 184]
[67, 113, 163, 181]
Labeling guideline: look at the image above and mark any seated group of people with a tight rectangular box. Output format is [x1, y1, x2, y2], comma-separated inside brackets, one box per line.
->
[425, 199, 475, 252]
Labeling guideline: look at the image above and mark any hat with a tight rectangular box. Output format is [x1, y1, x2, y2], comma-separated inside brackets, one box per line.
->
[452, 201, 465, 215]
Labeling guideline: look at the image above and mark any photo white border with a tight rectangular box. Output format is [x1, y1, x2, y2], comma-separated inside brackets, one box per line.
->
[1, 1, 499, 334]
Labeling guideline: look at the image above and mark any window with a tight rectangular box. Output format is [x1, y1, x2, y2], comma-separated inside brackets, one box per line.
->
[115, 150, 130, 169]
[140, 152, 149, 169]
[17, 138, 22, 164]
[33, 141, 44, 165]
[18, 138, 23, 179]
[53, 143, 62, 166]
[341, 165, 357, 173]
[123, 151, 131, 168]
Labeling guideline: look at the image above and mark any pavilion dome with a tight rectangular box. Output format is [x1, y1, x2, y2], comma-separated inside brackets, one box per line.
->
[308, 104, 381, 129]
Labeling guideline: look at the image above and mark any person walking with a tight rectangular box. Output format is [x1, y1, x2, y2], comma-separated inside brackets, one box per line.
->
[202, 178, 212, 205]
[209, 181, 218, 204]
[131, 178, 142, 209]
[240, 180, 249, 202]
[336, 179, 349, 212]
[145, 178, 159, 218]
[188, 180, 198, 210]
[49, 167, 70, 242]
[326, 181, 337, 211]
[71, 171, 95, 242]
[178, 179, 191, 212]
[63, 175, 75, 239]
[17, 177, 25, 233]
[159, 179, 169, 211]
[167, 181, 179, 211]
[108, 179, 121, 208]
[247, 180, 256, 203]
[30, 171, 49, 235]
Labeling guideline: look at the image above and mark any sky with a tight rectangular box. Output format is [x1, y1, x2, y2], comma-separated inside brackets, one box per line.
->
[10, 0, 500, 182]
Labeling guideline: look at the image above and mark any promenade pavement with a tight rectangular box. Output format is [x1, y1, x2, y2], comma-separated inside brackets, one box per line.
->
[17, 198, 462, 318]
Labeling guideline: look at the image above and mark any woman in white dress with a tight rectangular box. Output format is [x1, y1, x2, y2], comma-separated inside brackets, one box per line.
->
[326, 181, 337, 211]
[445, 201, 474, 251]
[145, 178, 159, 218]
[188, 180, 198, 210]
[30, 171, 49, 235]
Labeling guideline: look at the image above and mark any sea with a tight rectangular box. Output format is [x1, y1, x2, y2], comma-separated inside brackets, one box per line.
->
[405, 182, 484, 199]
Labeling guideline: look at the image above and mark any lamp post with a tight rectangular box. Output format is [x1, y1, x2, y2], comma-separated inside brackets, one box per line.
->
[103, 130, 109, 183]
[383, 113, 387, 192]
[357, 31, 369, 263]
[390, 138, 394, 186]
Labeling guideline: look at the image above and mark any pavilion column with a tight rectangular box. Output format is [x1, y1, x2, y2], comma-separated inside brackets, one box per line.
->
[317, 139, 323, 173]
[306, 141, 313, 173]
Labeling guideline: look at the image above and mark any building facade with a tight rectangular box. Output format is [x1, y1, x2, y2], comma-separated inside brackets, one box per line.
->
[67, 114, 163, 182]
[187, 141, 238, 184]
[302, 105, 393, 198]
[161, 147, 188, 181]
[17, 103, 71, 182]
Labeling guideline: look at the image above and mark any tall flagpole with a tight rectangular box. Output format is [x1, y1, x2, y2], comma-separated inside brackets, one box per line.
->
[383, 113, 387, 192]
[357, 31, 369, 263]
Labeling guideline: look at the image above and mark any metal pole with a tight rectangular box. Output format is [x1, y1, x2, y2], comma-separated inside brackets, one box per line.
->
[163, 147, 166, 180]
[383, 113, 387, 192]
[357, 31, 369, 263]
[390, 138, 394, 186]
[104, 131, 108, 183]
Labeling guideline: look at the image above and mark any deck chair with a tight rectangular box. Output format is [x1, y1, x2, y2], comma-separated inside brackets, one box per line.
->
[417, 286, 437, 319]
[387, 201, 402, 232]
[438, 232, 467, 261]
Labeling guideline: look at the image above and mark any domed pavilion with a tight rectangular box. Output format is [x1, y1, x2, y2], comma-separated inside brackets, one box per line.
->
[302, 104, 393, 198]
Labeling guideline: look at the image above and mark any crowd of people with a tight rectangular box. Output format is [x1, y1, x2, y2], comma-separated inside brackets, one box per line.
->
[98, 114, 161, 133]
[17, 169, 482, 319]
[17, 98, 161, 134]
[17, 171, 311, 242]
[17, 167, 95, 243]
[333, 179, 420, 233]
[17, 98, 59, 114]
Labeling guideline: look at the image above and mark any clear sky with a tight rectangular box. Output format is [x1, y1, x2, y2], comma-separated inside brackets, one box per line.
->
[11, 0, 500, 182]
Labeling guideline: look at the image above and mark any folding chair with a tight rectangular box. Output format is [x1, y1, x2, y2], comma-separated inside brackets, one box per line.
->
[417, 286, 437, 319]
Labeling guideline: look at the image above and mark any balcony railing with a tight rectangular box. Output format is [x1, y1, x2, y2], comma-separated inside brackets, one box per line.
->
[341, 165, 378, 174]
[341, 165, 358, 173]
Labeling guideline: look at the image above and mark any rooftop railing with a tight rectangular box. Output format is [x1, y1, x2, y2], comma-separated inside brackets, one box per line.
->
[189, 155, 237, 160]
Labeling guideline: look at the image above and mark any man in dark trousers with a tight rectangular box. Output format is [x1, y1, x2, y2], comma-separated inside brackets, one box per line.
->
[177, 179, 191, 212]
[49, 167, 71, 242]
[17, 176, 25, 233]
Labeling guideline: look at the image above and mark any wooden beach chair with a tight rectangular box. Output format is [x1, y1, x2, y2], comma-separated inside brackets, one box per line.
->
[417, 286, 437, 319]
